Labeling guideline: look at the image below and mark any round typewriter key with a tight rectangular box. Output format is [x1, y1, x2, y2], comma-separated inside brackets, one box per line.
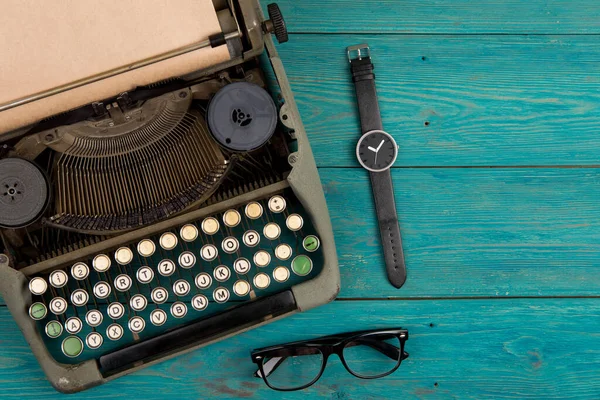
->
[221, 236, 239, 254]
[85, 309, 103, 327]
[151, 287, 169, 304]
[115, 247, 133, 265]
[70, 262, 89, 280]
[233, 280, 251, 297]
[191, 294, 208, 311]
[268, 195, 286, 213]
[303, 235, 320, 252]
[150, 309, 168, 326]
[263, 222, 281, 240]
[114, 274, 133, 292]
[136, 266, 154, 284]
[213, 265, 231, 282]
[286, 214, 304, 231]
[233, 257, 251, 274]
[29, 277, 47, 296]
[180, 224, 199, 242]
[275, 243, 292, 261]
[173, 279, 191, 297]
[201, 217, 220, 235]
[170, 301, 188, 318]
[195, 272, 212, 289]
[213, 287, 230, 304]
[200, 244, 218, 262]
[65, 317, 83, 334]
[253, 272, 271, 289]
[108, 302, 125, 320]
[29, 302, 47, 320]
[245, 202, 264, 219]
[242, 230, 260, 247]
[70, 289, 89, 307]
[86, 332, 103, 350]
[107, 323, 124, 341]
[158, 259, 176, 277]
[49, 270, 68, 288]
[137, 239, 156, 257]
[159, 232, 178, 251]
[253, 250, 271, 267]
[93, 254, 111, 272]
[62, 336, 84, 358]
[45, 320, 63, 338]
[292, 255, 313, 276]
[49, 297, 68, 315]
[93, 281, 111, 299]
[273, 266, 290, 283]
[130, 294, 148, 312]
[128, 316, 146, 334]
[178, 251, 196, 269]
[223, 209, 241, 228]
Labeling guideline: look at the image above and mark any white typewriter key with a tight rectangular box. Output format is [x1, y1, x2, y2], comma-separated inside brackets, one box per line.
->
[114, 274, 133, 292]
[191, 294, 208, 311]
[29, 302, 47, 320]
[70, 289, 89, 307]
[137, 239, 156, 257]
[268, 195, 286, 213]
[86, 332, 104, 350]
[242, 230, 260, 247]
[93, 281, 111, 299]
[29, 277, 48, 295]
[158, 259, 176, 277]
[253, 250, 271, 267]
[85, 309, 103, 327]
[115, 247, 134, 265]
[108, 302, 125, 320]
[233, 257, 251, 274]
[159, 232, 178, 250]
[150, 309, 168, 326]
[213, 287, 230, 304]
[222, 236, 239, 254]
[178, 251, 196, 269]
[49, 270, 68, 288]
[136, 266, 154, 284]
[195, 272, 212, 289]
[49, 297, 68, 315]
[170, 301, 188, 318]
[71, 262, 90, 280]
[107, 323, 124, 341]
[253, 272, 271, 289]
[130, 294, 148, 312]
[233, 280, 251, 297]
[213, 265, 231, 282]
[45, 320, 63, 338]
[180, 224, 199, 242]
[201, 217, 220, 235]
[223, 209, 241, 228]
[128, 316, 146, 334]
[173, 279, 191, 297]
[65, 317, 83, 334]
[286, 214, 304, 231]
[245, 202, 264, 219]
[200, 244, 218, 262]
[93, 254, 111, 272]
[273, 266, 290, 283]
[151, 287, 169, 304]
[275, 244, 293, 261]
[263, 223, 281, 240]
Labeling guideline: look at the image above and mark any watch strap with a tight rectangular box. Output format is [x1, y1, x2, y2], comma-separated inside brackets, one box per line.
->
[350, 54, 383, 133]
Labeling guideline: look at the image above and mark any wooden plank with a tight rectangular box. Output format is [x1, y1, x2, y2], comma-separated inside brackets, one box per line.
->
[2, 298, 600, 399]
[268, 35, 600, 167]
[260, 0, 600, 34]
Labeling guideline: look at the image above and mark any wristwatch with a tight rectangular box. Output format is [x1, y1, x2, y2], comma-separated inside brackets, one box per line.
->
[347, 44, 407, 288]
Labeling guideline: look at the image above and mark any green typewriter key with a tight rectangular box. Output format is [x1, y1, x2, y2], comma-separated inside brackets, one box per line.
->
[29, 302, 47, 320]
[292, 255, 313, 276]
[303, 235, 320, 252]
[62, 336, 84, 358]
[45, 320, 63, 338]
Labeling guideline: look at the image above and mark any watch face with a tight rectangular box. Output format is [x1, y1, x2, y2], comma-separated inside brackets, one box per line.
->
[356, 130, 398, 172]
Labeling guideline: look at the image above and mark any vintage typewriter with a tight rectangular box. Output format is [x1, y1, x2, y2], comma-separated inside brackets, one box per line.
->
[0, 0, 339, 392]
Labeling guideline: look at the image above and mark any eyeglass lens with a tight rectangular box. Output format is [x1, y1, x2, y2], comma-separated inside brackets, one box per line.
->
[261, 347, 324, 390]
[342, 333, 401, 378]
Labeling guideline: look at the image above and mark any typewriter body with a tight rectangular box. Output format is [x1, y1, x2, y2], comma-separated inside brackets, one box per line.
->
[0, 0, 339, 392]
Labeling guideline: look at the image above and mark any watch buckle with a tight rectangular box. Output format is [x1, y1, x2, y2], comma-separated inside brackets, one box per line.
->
[347, 44, 370, 62]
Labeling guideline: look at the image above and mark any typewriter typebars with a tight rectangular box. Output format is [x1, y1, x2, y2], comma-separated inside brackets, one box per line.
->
[0, 0, 339, 392]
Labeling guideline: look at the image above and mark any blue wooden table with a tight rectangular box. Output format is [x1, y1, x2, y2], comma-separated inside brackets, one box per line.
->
[3, 1, 600, 398]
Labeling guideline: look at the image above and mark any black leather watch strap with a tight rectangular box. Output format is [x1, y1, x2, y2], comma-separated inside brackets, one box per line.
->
[350, 56, 382, 133]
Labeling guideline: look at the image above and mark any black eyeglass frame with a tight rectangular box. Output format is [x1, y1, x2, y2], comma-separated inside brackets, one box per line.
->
[250, 328, 409, 391]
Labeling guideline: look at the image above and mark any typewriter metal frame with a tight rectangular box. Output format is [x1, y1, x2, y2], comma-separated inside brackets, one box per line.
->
[0, 0, 339, 392]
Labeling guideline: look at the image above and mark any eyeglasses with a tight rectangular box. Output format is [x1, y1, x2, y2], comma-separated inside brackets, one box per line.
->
[250, 328, 409, 391]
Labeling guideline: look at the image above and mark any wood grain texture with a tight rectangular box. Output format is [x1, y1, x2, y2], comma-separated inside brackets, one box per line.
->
[260, 0, 600, 34]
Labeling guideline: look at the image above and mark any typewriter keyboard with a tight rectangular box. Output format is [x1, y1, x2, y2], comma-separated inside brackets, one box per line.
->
[26, 191, 323, 363]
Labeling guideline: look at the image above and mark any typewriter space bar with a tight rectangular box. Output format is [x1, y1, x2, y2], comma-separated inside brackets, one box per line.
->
[99, 291, 296, 376]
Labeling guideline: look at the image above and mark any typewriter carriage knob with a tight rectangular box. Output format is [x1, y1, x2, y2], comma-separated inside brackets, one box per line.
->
[263, 3, 288, 44]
